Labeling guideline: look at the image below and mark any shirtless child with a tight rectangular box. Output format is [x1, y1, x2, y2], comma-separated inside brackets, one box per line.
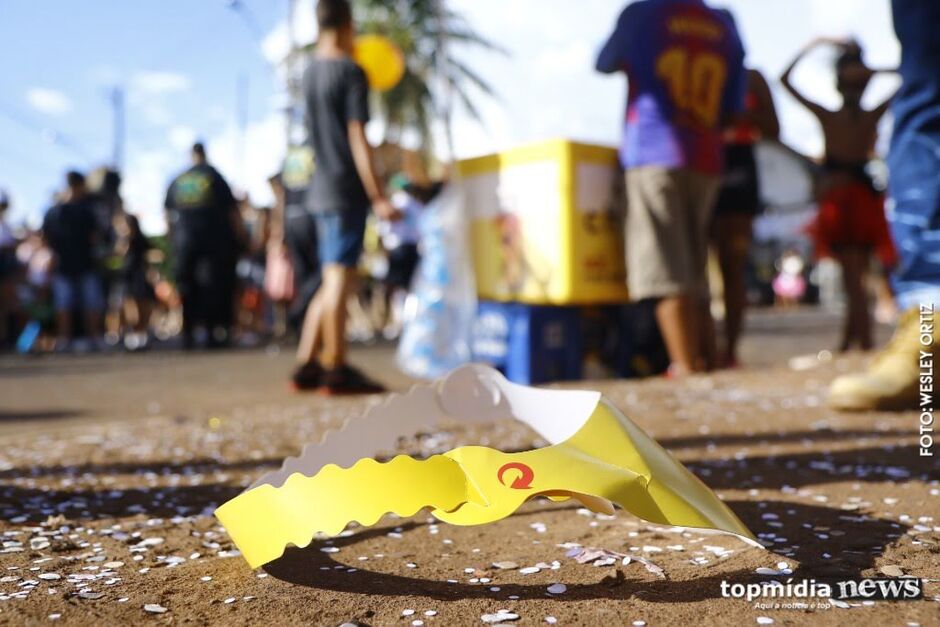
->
[781, 38, 897, 351]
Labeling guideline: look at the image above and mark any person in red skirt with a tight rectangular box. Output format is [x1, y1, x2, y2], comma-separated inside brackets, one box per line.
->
[782, 37, 897, 351]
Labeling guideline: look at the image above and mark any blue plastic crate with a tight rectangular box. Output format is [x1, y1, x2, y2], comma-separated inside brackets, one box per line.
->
[472, 301, 582, 384]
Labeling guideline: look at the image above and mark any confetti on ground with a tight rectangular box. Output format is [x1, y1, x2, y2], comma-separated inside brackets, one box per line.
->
[0, 342, 935, 625]
[492, 561, 518, 570]
[566, 546, 665, 578]
[482, 609, 520, 623]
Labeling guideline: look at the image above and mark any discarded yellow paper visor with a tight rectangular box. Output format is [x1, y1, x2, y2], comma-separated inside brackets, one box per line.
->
[216, 399, 757, 569]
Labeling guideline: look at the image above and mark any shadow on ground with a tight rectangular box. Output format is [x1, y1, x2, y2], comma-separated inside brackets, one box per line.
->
[0, 483, 244, 522]
[264, 500, 908, 602]
[0, 456, 282, 480]
[686, 444, 937, 490]
[0, 409, 85, 422]
[659, 428, 919, 450]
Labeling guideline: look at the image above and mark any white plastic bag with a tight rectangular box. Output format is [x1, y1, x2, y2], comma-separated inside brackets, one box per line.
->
[396, 180, 476, 378]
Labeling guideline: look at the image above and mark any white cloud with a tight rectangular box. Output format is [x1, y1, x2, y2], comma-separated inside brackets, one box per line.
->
[122, 148, 176, 236]
[168, 125, 197, 152]
[440, 0, 623, 159]
[262, 22, 291, 66]
[205, 113, 286, 207]
[25, 87, 73, 116]
[131, 71, 191, 95]
[123, 71, 193, 129]
[137, 101, 174, 127]
[206, 104, 231, 125]
[262, 1, 316, 65]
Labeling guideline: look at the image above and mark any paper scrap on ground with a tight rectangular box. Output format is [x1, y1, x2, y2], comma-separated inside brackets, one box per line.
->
[215, 365, 758, 568]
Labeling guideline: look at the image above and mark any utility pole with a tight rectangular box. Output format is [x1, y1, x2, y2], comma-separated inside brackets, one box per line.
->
[110, 86, 125, 171]
[236, 71, 249, 187]
[286, 0, 299, 147]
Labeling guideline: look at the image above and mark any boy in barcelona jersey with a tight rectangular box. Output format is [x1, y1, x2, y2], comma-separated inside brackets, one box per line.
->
[597, 0, 746, 376]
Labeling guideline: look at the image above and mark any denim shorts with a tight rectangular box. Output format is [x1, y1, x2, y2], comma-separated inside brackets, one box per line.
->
[52, 273, 104, 313]
[314, 208, 367, 268]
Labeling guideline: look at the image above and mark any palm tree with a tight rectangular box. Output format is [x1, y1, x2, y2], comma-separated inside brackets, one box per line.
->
[353, 0, 506, 156]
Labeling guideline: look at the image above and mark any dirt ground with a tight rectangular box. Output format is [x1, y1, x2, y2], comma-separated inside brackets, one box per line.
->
[0, 309, 936, 626]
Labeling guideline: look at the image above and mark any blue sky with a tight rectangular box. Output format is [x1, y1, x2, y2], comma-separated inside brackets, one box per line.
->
[0, 0, 282, 232]
[1, 0, 901, 234]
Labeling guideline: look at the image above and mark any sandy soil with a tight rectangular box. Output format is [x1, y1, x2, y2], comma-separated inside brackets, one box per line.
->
[0, 310, 936, 626]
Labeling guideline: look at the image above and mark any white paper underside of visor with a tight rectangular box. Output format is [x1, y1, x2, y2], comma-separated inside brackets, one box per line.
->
[250, 364, 602, 491]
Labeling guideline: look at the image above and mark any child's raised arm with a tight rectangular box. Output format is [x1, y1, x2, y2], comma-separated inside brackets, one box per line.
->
[781, 38, 833, 119]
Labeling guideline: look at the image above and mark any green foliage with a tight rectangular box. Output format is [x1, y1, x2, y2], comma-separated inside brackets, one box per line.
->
[147, 234, 175, 280]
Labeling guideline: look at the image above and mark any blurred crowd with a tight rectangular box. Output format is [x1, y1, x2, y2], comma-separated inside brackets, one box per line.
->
[0, 142, 427, 355]
[0, 170, 175, 354]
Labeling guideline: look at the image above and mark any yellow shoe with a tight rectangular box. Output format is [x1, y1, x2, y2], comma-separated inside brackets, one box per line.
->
[828, 308, 937, 411]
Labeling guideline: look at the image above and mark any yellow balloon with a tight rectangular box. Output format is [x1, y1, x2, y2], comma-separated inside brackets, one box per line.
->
[354, 34, 406, 92]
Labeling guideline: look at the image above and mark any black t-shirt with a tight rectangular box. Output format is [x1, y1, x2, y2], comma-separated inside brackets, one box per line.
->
[165, 164, 236, 234]
[302, 57, 370, 213]
[42, 199, 99, 278]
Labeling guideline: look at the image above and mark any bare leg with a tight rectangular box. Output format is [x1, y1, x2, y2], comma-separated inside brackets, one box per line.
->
[296, 264, 354, 367]
[714, 213, 753, 365]
[107, 311, 121, 338]
[137, 300, 152, 334]
[871, 269, 898, 324]
[272, 303, 287, 339]
[837, 247, 871, 351]
[655, 294, 701, 374]
[344, 286, 374, 342]
[697, 295, 719, 372]
[123, 298, 140, 330]
[296, 284, 327, 365]
[320, 265, 355, 368]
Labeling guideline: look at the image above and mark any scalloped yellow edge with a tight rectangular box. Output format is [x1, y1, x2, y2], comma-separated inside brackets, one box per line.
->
[215, 455, 481, 568]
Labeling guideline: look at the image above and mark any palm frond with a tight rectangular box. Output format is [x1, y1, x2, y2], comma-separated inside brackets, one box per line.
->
[445, 57, 500, 100]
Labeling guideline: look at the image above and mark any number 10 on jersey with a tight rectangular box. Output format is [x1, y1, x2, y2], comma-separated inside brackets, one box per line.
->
[655, 47, 727, 128]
